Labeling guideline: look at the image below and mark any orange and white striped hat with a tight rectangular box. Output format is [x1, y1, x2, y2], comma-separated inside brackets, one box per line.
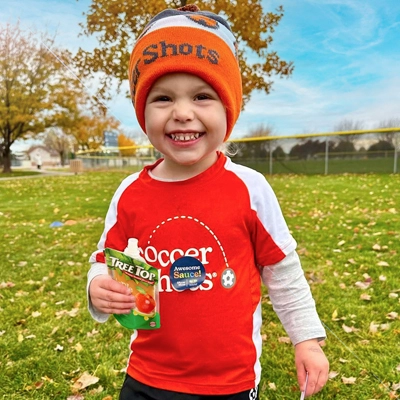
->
[128, 4, 242, 141]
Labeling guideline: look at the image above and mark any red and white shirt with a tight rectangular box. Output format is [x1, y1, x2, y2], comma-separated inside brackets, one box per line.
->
[89, 153, 298, 395]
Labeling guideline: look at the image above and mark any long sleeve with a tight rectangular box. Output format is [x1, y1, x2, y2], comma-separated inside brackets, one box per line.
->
[261, 250, 326, 345]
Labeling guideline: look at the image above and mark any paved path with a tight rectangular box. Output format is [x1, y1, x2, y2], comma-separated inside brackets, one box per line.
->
[0, 169, 76, 181]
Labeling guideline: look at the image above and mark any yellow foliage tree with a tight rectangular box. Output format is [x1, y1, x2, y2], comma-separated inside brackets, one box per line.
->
[75, 0, 293, 106]
[118, 134, 137, 156]
[0, 23, 76, 173]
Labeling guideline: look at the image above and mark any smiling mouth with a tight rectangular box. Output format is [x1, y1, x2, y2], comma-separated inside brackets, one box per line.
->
[168, 133, 204, 142]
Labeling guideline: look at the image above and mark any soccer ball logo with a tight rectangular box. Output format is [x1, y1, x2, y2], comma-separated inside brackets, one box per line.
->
[221, 268, 236, 289]
[249, 387, 258, 400]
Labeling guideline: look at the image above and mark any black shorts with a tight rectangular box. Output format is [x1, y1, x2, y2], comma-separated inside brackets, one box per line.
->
[119, 374, 259, 400]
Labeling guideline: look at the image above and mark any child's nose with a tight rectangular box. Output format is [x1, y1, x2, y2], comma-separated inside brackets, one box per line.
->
[172, 100, 194, 122]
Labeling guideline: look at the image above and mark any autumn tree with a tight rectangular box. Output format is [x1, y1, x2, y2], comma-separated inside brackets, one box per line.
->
[43, 128, 72, 166]
[75, 0, 293, 106]
[118, 133, 137, 156]
[67, 112, 120, 152]
[333, 119, 364, 153]
[51, 76, 121, 151]
[0, 23, 76, 173]
[378, 118, 400, 149]
[235, 124, 274, 159]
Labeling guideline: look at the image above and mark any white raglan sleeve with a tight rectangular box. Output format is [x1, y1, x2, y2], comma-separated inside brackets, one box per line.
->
[261, 250, 326, 345]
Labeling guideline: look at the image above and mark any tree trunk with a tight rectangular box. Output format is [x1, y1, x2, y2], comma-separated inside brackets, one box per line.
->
[2, 145, 12, 173]
[60, 150, 65, 166]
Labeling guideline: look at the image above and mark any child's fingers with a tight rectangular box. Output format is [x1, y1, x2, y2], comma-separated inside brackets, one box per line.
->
[305, 369, 329, 397]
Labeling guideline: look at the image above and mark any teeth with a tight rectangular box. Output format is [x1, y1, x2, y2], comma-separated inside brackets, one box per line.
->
[170, 133, 200, 141]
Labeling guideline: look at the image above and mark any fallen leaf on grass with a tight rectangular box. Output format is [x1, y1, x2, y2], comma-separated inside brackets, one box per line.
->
[87, 328, 99, 337]
[67, 395, 84, 400]
[268, 382, 277, 390]
[278, 336, 291, 344]
[360, 293, 371, 301]
[387, 312, 398, 320]
[391, 382, 400, 391]
[89, 385, 103, 394]
[72, 371, 99, 391]
[377, 261, 389, 267]
[342, 376, 357, 384]
[74, 343, 83, 352]
[369, 322, 380, 334]
[355, 281, 371, 289]
[0, 281, 15, 289]
[380, 323, 390, 331]
[55, 308, 79, 319]
[328, 371, 339, 379]
[54, 344, 64, 351]
[342, 324, 359, 333]
[25, 381, 44, 391]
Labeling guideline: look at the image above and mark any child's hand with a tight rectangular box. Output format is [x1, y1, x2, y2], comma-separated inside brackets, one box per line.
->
[89, 275, 136, 315]
[295, 339, 329, 397]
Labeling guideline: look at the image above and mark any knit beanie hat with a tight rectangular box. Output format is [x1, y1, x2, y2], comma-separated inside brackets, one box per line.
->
[128, 4, 242, 141]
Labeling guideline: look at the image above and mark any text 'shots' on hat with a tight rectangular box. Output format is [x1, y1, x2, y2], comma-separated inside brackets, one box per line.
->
[128, 4, 242, 141]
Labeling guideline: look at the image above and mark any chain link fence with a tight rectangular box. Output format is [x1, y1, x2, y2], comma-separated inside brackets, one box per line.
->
[76, 128, 400, 175]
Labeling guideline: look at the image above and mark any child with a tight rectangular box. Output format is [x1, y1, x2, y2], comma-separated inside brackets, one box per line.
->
[87, 4, 329, 399]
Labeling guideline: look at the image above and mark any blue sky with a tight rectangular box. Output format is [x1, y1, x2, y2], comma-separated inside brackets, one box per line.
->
[2, 0, 400, 149]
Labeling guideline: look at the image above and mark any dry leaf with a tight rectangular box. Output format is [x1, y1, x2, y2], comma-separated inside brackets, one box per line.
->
[72, 371, 99, 391]
[278, 336, 291, 344]
[387, 312, 398, 320]
[31, 311, 41, 318]
[360, 293, 371, 301]
[342, 376, 357, 384]
[377, 261, 389, 267]
[0, 281, 15, 289]
[369, 322, 379, 334]
[380, 323, 390, 331]
[74, 343, 83, 352]
[328, 371, 339, 379]
[342, 324, 359, 333]
[355, 281, 370, 289]
[268, 382, 277, 390]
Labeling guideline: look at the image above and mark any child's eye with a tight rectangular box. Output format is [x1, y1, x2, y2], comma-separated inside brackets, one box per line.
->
[195, 93, 212, 101]
[154, 95, 171, 102]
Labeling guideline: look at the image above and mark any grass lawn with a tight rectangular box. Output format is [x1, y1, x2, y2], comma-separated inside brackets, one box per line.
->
[0, 170, 43, 178]
[0, 171, 399, 399]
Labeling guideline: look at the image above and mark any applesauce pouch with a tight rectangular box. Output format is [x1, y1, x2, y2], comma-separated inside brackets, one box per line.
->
[104, 247, 160, 330]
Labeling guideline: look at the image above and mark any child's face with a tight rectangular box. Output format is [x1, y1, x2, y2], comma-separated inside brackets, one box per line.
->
[144, 73, 227, 174]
